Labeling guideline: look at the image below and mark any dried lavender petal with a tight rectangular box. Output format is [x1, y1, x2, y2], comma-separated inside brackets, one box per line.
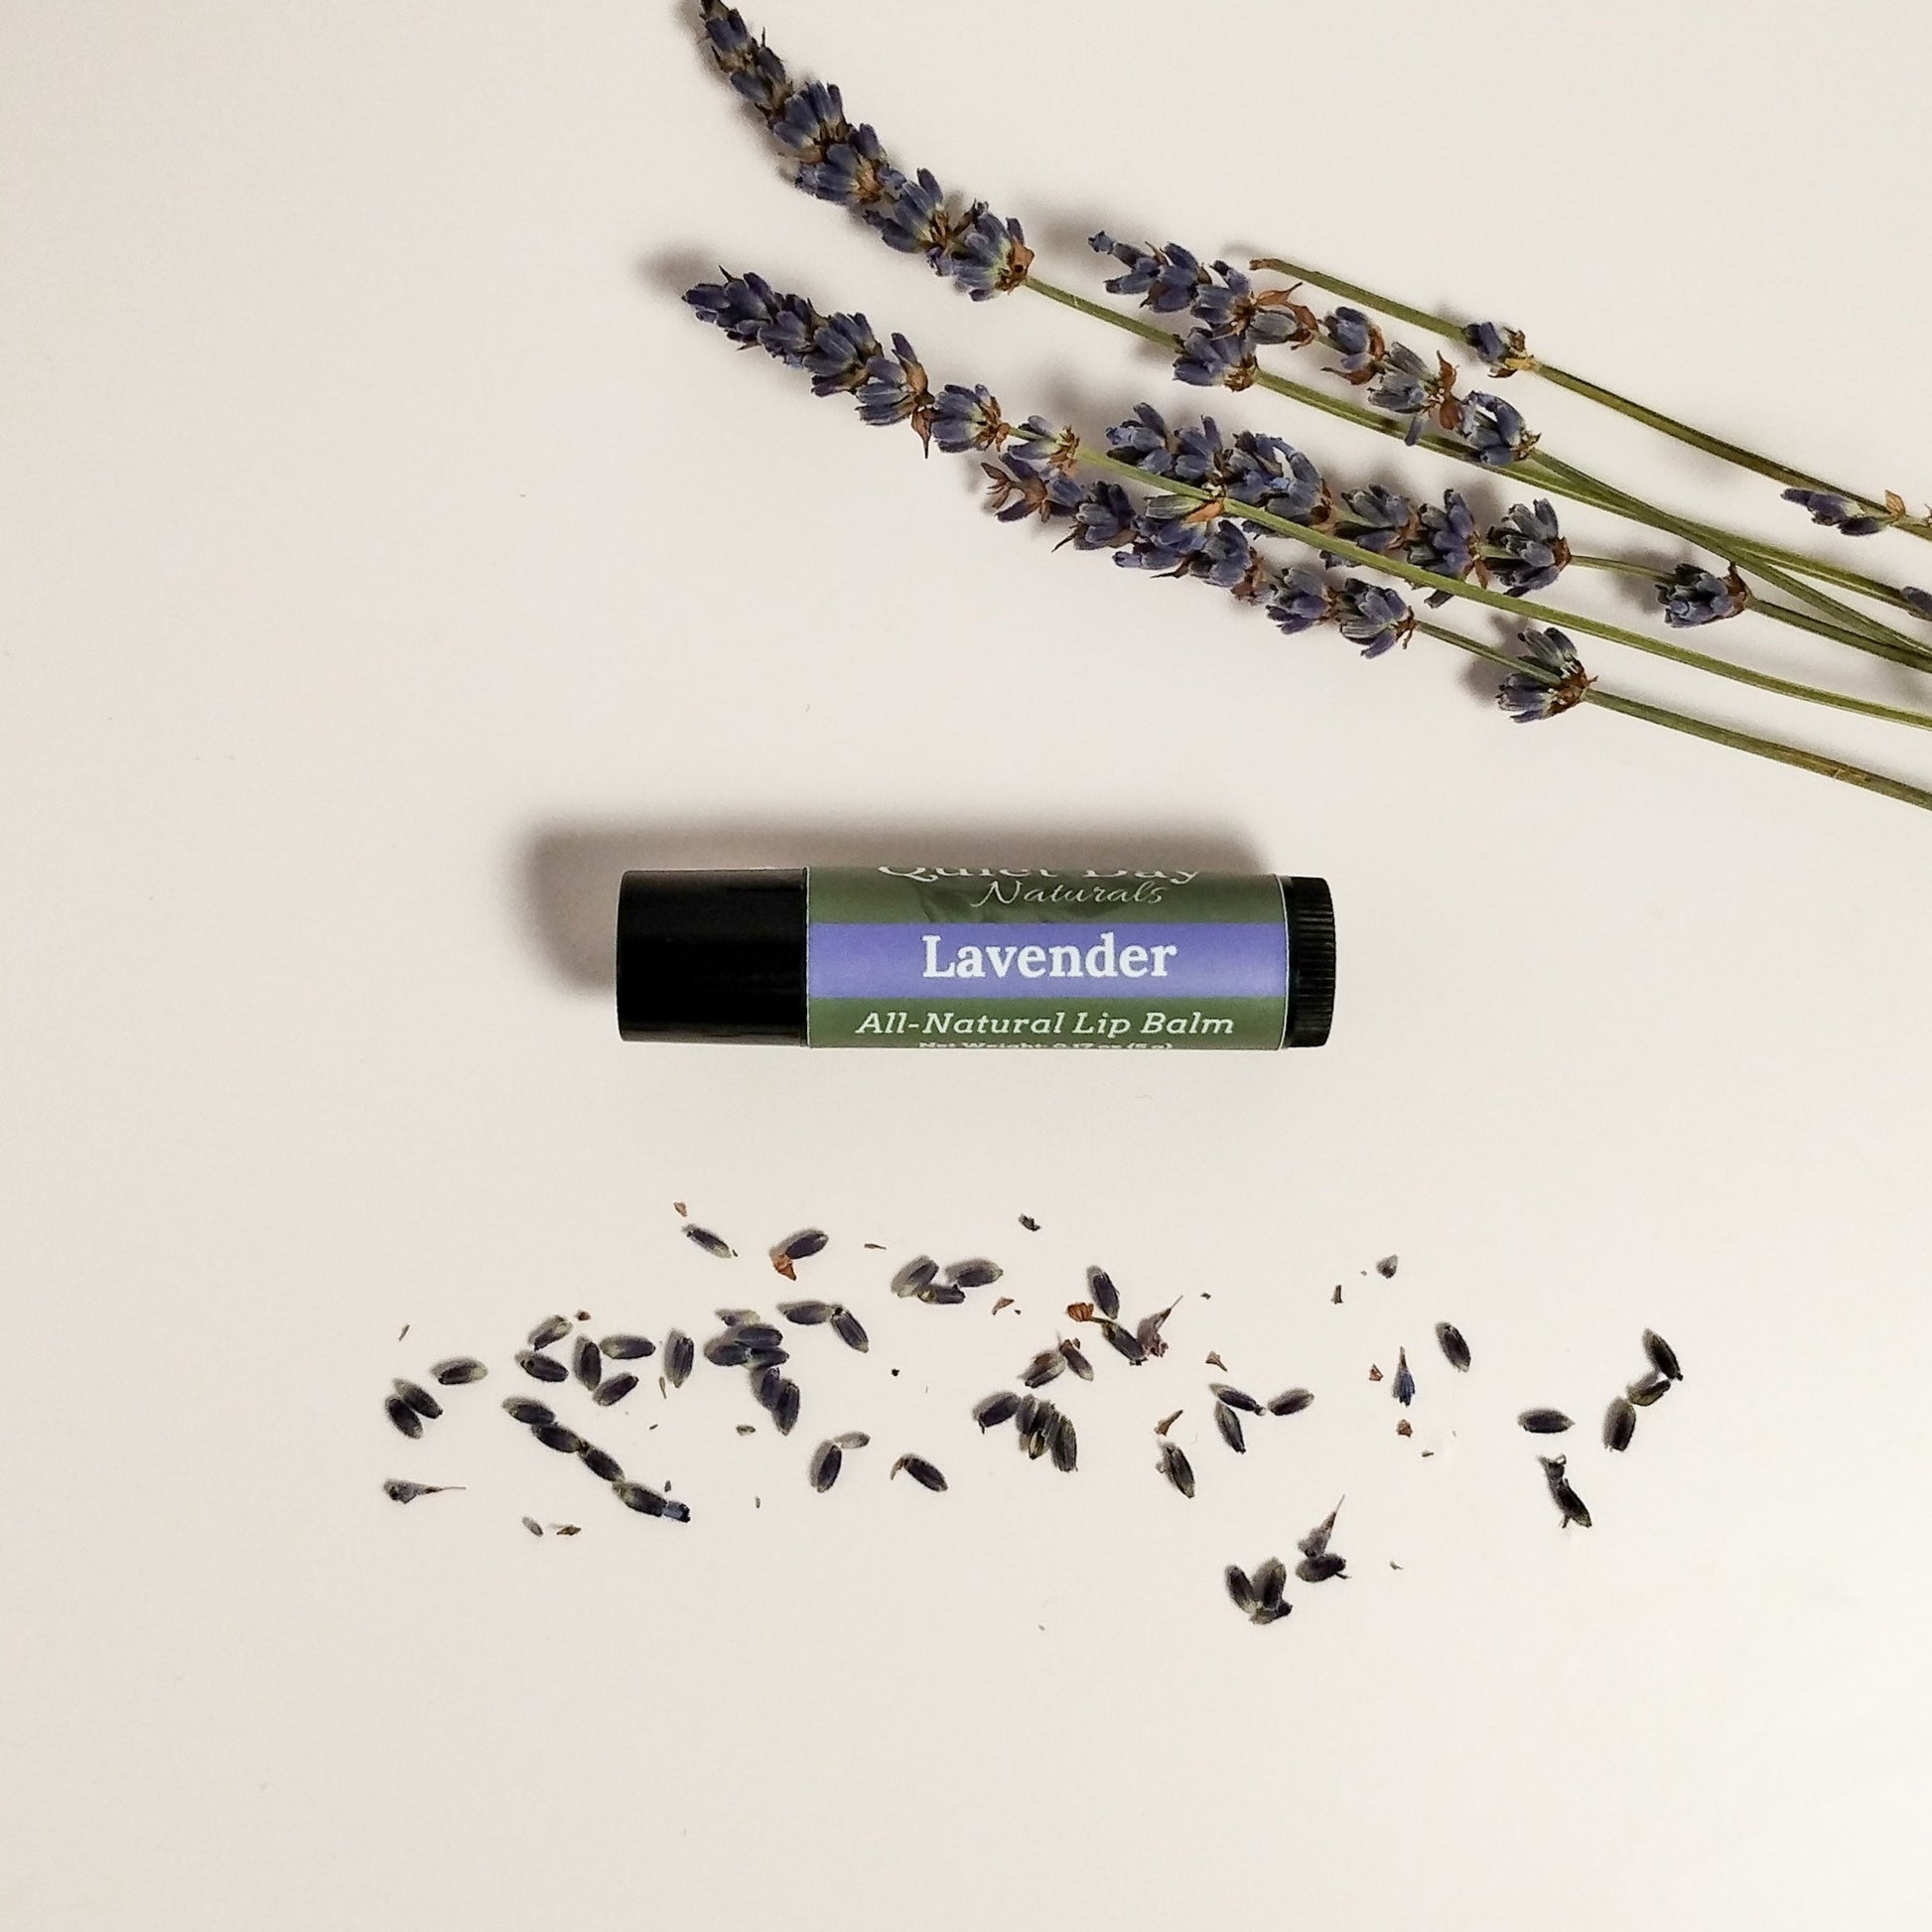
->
[1019, 1215, 1039, 1232]
[430, 1357, 488, 1386]
[1643, 1328, 1683, 1382]
[1058, 1338, 1093, 1381]
[1518, 1409, 1573, 1434]
[533, 1424, 585, 1454]
[516, 1350, 568, 1384]
[580, 1446, 624, 1483]
[1022, 1348, 1066, 1389]
[832, 1307, 869, 1354]
[593, 1372, 637, 1407]
[1435, 1322, 1471, 1371]
[1266, 1387, 1314, 1417]
[772, 1380, 801, 1437]
[1540, 1453, 1591, 1528]
[598, 1333, 656, 1360]
[1049, 1411, 1078, 1472]
[1224, 1565, 1258, 1615]
[1213, 1401, 1246, 1453]
[1157, 1440, 1195, 1498]
[382, 1479, 459, 1502]
[573, 1337, 603, 1393]
[776, 1228, 829, 1262]
[384, 1396, 423, 1439]
[892, 1454, 948, 1491]
[1299, 1502, 1341, 1560]
[684, 1224, 736, 1258]
[1087, 1267, 1121, 1320]
[1627, 1371, 1670, 1407]
[892, 1256, 939, 1297]
[614, 1480, 667, 1517]
[501, 1397, 555, 1427]
[809, 1440, 844, 1492]
[1604, 1397, 1636, 1451]
[947, 1259, 1003, 1289]
[1099, 1318, 1146, 1366]
[1253, 1557, 1288, 1614]
[527, 1315, 572, 1349]
[778, 1301, 836, 1325]
[1210, 1383, 1262, 1414]
[1296, 1551, 1346, 1584]
[973, 1390, 1022, 1431]
[393, 1379, 443, 1421]
[663, 1330, 694, 1387]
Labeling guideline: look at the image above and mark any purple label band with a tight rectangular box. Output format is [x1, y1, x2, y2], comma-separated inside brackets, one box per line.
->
[808, 922, 1287, 1001]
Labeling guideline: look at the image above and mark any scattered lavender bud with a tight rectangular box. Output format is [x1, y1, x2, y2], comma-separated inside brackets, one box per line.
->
[501, 1397, 554, 1427]
[1157, 1440, 1195, 1498]
[1210, 1383, 1262, 1414]
[809, 1440, 844, 1492]
[892, 1454, 948, 1491]
[1225, 1565, 1258, 1616]
[1049, 1411, 1078, 1473]
[973, 1391, 1022, 1431]
[1213, 1401, 1246, 1453]
[430, 1358, 488, 1386]
[1023, 1348, 1066, 1390]
[1540, 1453, 1591, 1529]
[598, 1334, 655, 1360]
[832, 1307, 870, 1353]
[580, 1446, 624, 1483]
[1435, 1323, 1471, 1371]
[778, 1301, 836, 1325]
[1058, 1338, 1094, 1381]
[515, 1351, 567, 1384]
[946, 1259, 1003, 1289]
[892, 1256, 939, 1297]
[1253, 1558, 1288, 1618]
[392, 1379, 442, 1421]
[533, 1424, 585, 1454]
[1518, 1409, 1573, 1435]
[1296, 1551, 1347, 1584]
[593, 1373, 638, 1408]
[684, 1224, 736, 1259]
[384, 1396, 422, 1440]
[1604, 1398, 1636, 1452]
[1266, 1388, 1314, 1417]
[382, 1479, 460, 1503]
[1299, 1502, 1342, 1561]
[613, 1480, 667, 1518]
[1099, 1319, 1146, 1366]
[522, 1516, 544, 1537]
[1642, 1329, 1683, 1382]
[1086, 1267, 1121, 1320]
[1626, 1373, 1670, 1407]
[663, 1330, 694, 1387]
[573, 1337, 603, 1394]
[1393, 1348, 1416, 1406]
[527, 1315, 572, 1350]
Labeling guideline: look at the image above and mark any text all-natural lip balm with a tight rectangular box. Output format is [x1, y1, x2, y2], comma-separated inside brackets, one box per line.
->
[616, 868, 1334, 1049]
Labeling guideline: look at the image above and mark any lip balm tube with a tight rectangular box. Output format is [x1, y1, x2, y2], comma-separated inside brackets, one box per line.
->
[617, 868, 1333, 1050]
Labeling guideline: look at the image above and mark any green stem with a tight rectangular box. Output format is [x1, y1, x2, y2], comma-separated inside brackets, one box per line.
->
[1025, 277, 1932, 667]
[1064, 442, 1932, 735]
[1250, 252, 1925, 539]
[1405, 620, 1932, 813]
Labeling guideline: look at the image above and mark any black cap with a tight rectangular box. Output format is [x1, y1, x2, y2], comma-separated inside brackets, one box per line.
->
[1281, 875, 1335, 1047]
[617, 870, 806, 1043]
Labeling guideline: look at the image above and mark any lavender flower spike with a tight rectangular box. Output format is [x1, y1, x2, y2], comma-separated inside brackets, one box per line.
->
[1464, 392, 1539, 467]
[1487, 498, 1570, 597]
[1657, 564, 1751, 627]
[1497, 627, 1593, 722]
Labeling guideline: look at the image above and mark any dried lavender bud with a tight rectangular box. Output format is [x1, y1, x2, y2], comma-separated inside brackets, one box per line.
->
[1518, 1409, 1573, 1435]
[598, 1333, 654, 1360]
[1604, 1397, 1636, 1452]
[832, 1308, 870, 1354]
[527, 1315, 572, 1349]
[1210, 1383, 1262, 1415]
[384, 1396, 423, 1439]
[715, 1308, 759, 1326]
[772, 1380, 801, 1437]
[1540, 1453, 1591, 1529]
[973, 1390, 1022, 1431]
[1024, 1401, 1056, 1460]
[809, 1440, 844, 1491]
[392, 1379, 442, 1421]
[522, 1516, 544, 1536]
[1136, 1301, 1178, 1358]
[580, 1446, 624, 1483]
[1058, 1338, 1093, 1381]
[684, 1224, 736, 1258]
[1435, 1323, 1471, 1371]
[892, 1256, 939, 1297]
[917, 1283, 966, 1306]
[516, 1350, 568, 1384]
[742, 1344, 790, 1374]
[382, 1479, 460, 1502]
[430, 1357, 488, 1386]
[1266, 1387, 1314, 1417]
[1224, 1565, 1258, 1615]
[1213, 1401, 1246, 1453]
[778, 1301, 836, 1325]
[594, 1373, 638, 1407]
[533, 1424, 585, 1454]
[1157, 1440, 1195, 1498]
[704, 1335, 751, 1368]
[663, 1330, 694, 1387]
[1299, 1502, 1342, 1561]
[1049, 1411, 1078, 1472]
[614, 1480, 667, 1517]
[573, 1337, 603, 1393]
[775, 1228, 829, 1262]
[1393, 1348, 1416, 1406]
[1375, 1255, 1398, 1278]
[1087, 1267, 1121, 1320]
[1023, 1348, 1066, 1389]
[662, 1499, 692, 1523]
[947, 1259, 1003, 1289]
[1019, 1215, 1039, 1231]
[1643, 1329, 1683, 1382]
[1099, 1319, 1146, 1366]
[1627, 1372, 1670, 1407]
[752, 1364, 783, 1412]
[1296, 1552, 1347, 1584]
[1012, 1394, 1041, 1441]
[730, 1323, 784, 1349]
[834, 1431, 871, 1449]
[1253, 1558, 1288, 1616]
[892, 1454, 948, 1491]
[501, 1397, 555, 1427]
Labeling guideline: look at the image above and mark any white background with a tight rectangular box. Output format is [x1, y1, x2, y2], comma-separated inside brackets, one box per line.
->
[6, 3, 1932, 1926]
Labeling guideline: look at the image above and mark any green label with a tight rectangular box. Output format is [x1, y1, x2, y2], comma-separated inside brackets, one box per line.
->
[805, 868, 1289, 1050]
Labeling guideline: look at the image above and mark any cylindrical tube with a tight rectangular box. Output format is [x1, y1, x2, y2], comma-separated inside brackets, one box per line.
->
[617, 867, 1333, 1050]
